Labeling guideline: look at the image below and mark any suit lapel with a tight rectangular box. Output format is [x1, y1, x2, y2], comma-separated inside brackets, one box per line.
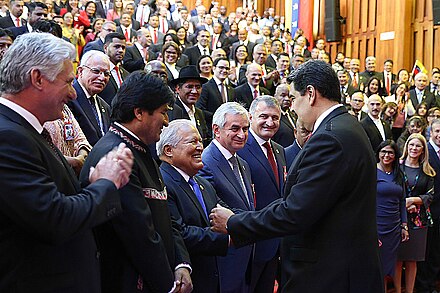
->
[247, 133, 278, 189]
[74, 82, 102, 135]
[429, 144, 440, 170]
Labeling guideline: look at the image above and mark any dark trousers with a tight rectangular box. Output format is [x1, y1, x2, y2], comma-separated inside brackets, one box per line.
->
[416, 219, 440, 292]
[250, 256, 278, 293]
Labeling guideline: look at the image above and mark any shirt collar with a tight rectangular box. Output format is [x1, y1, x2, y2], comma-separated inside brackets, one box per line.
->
[212, 138, 234, 159]
[430, 139, 440, 153]
[250, 128, 267, 146]
[114, 121, 141, 141]
[0, 97, 43, 133]
[312, 104, 343, 133]
[171, 165, 191, 182]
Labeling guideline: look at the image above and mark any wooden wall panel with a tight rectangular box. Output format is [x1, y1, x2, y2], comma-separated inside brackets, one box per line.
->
[318, 0, 436, 75]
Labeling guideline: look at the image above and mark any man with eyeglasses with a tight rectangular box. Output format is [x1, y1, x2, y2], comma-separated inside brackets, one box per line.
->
[168, 65, 211, 147]
[349, 91, 367, 121]
[68, 50, 112, 146]
[197, 57, 235, 125]
[198, 102, 255, 293]
[82, 20, 116, 54]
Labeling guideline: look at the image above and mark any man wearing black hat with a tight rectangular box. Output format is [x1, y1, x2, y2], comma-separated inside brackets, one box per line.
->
[168, 65, 211, 147]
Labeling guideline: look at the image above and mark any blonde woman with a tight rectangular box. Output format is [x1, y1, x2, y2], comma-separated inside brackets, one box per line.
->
[395, 133, 435, 293]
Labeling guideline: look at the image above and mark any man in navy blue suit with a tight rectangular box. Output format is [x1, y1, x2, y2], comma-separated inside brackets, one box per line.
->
[284, 118, 311, 169]
[158, 119, 229, 293]
[198, 102, 254, 293]
[82, 21, 116, 55]
[416, 119, 440, 293]
[237, 96, 286, 293]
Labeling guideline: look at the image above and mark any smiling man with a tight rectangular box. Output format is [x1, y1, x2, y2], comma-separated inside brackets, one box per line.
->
[158, 119, 229, 293]
[80, 72, 193, 293]
[209, 60, 383, 293]
[68, 50, 112, 146]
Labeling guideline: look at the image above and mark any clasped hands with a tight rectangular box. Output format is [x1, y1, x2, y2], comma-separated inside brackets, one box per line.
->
[209, 204, 234, 234]
[89, 143, 134, 189]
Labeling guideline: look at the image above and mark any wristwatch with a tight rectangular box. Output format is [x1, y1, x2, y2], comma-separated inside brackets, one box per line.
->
[401, 225, 409, 231]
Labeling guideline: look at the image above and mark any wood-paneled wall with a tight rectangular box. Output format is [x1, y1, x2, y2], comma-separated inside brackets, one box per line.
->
[320, 0, 438, 74]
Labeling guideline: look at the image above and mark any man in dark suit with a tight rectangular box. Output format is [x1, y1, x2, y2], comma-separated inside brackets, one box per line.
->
[284, 118, 311, 169]
[265, 39, 283, 69]
[0, 32, 133, 293]
[68, 50, 112, 146]
[158, 119, 229, 293]
[417, 120, 440, 293]
[237, 96, 286, 293]
[272, 84, 296, 147]
[380, 59, 396, 96]
[210, 60, 383, 293]
[95, 0, 113, 19]
[349, 91, 368, 121]
[113, 3, 140, 30]
[0, 0, 25, 28]
[82, 20, 116, 54]
[348, 58, 367, 91]
[183, 29, 211, 66]
[197, 57, 235, 124]
[81, 72, 193, 293]
[8, 1, 47, 38]
[361, 94, 393, 152]
[146, 14, 164, 45]
[409, 72, 436, 109]
[234, 63, 270, 109]
[210, 22, 230, 56]
[198, 102, 255, 293]
[238, 44, 279, 95]
[168, 65, 211, 147]
[123, 28, 156, 72]
[338, 69, 356, 104]
[229, 29, 255, 62]
[359, 56, 381, 89]
[100, 32, 130, 105]
[116, 12, 137, 44]
[0, 28, 13, 62]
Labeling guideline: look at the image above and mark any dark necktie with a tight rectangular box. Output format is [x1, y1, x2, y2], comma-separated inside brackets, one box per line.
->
[220, 82, 226, 103]
[188, 177, 208, 218]
[263, 141, 279, 188]
[41, 128, 63, 163]
[89, 95, 103, 133]
[229, 156, 251, 208]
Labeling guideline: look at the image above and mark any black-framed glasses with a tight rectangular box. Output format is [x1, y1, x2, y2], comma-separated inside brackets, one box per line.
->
[216, 65, 230, 71]
[379, 150, 395, 157]
[82, 65, 111, 77]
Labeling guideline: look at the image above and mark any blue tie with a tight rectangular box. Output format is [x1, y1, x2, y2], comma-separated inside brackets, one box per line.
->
[188, 177, 209, 219]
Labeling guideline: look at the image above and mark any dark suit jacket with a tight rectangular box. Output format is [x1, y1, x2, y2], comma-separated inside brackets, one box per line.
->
[211, 33, 231, 56]
[285, 139, 301, 170]
[265, 54, 277, 69]
[68, 80, 111, 146]
[165, 63, 181, 82]
[359, 70, 381, 88]
[95, 1, 113, 19]
[168, 99, 211, 147]
[123, 44, 157, 72]
[272, 111, 296, 147]
[0, 14, 25, 28]
[8, 24, 28, 38]
[82, 38, 105, 54]
[360, 115, 393, 152]
[114, 18, 140, 30]
[116, 26, 137, 43]
[409, 88, 436, 109]
[100, 65, 130, 105]
[238, 64, 276, 94]
[183, 45, 210, 66]
[198, 141, 254, 292]
[80, 124, 190, 293]
[0, 103, 121, 292]
[237, 133, 285, 262]
[226, 107, 383, 292]
[160, 162, 229, 293]
[197, 77, 235, 124]
[233, 83, 270, 110]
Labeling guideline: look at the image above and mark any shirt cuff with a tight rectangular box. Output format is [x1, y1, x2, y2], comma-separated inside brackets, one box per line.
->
[175, 263, 192, 274]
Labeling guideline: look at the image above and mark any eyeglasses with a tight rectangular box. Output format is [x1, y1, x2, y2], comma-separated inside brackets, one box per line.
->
[165, 50, 178, 55]
[82, 65, 111, 77]
[183, 84, 202, 91]
[216, 65, 230, 71]
[379, 150, 395, 157]
[102, 27, 116, 32]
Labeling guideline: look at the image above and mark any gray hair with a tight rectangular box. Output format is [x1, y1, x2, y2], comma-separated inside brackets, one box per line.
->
[156, 119, 196, 157]
[212, 102, 249, 128]
[274, 84, 289, 97]
[0, 32, 76, 94]
[80, 50, 110, 67]
[249, 95, 280, 116]
[365, 56, 376, 63]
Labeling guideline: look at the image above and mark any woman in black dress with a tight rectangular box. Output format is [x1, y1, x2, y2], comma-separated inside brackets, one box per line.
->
[395, 133, 435, 293]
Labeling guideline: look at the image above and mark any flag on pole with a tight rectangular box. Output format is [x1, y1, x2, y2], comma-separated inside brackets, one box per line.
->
[411, 60, 428, 78]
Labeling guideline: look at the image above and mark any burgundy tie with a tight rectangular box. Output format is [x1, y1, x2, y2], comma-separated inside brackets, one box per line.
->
[263, 141, 279, 187]
[253, 89, 258, 100]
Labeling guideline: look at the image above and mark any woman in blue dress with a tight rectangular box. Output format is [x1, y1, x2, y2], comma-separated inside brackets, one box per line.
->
[376, 140, 409, 292]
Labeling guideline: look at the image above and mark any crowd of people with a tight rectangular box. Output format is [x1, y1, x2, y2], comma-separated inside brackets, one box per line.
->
[1, 0, 440, 293]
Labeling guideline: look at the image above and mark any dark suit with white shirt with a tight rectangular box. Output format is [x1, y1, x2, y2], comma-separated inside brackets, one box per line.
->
[360, 115, 392, 152]
[197, 78, 235, 124]
[409, 88, 436, 109]
[123, 45, 157, 72]
[100, 65, 130, 105]
[272, 111, 296, 147]
[233, 83, 270, 110]
[183, 44, 211, 66]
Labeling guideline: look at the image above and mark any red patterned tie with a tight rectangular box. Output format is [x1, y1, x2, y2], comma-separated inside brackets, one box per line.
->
[253, 89, 258, 100]
[114, 65, 122, 87]
[263, 141, 279, 187]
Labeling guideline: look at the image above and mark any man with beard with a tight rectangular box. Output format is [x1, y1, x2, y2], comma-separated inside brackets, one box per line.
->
[100, 32, 129, 105]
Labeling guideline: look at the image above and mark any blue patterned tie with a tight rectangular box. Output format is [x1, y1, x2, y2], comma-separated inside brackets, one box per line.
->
[188, 177, 209, 219]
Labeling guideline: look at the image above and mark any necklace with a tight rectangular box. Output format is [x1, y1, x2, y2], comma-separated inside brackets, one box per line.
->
[378, 163, 393, 175]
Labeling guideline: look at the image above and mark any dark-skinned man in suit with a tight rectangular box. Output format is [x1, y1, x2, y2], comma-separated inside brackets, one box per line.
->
[210, 60, 383, 293]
